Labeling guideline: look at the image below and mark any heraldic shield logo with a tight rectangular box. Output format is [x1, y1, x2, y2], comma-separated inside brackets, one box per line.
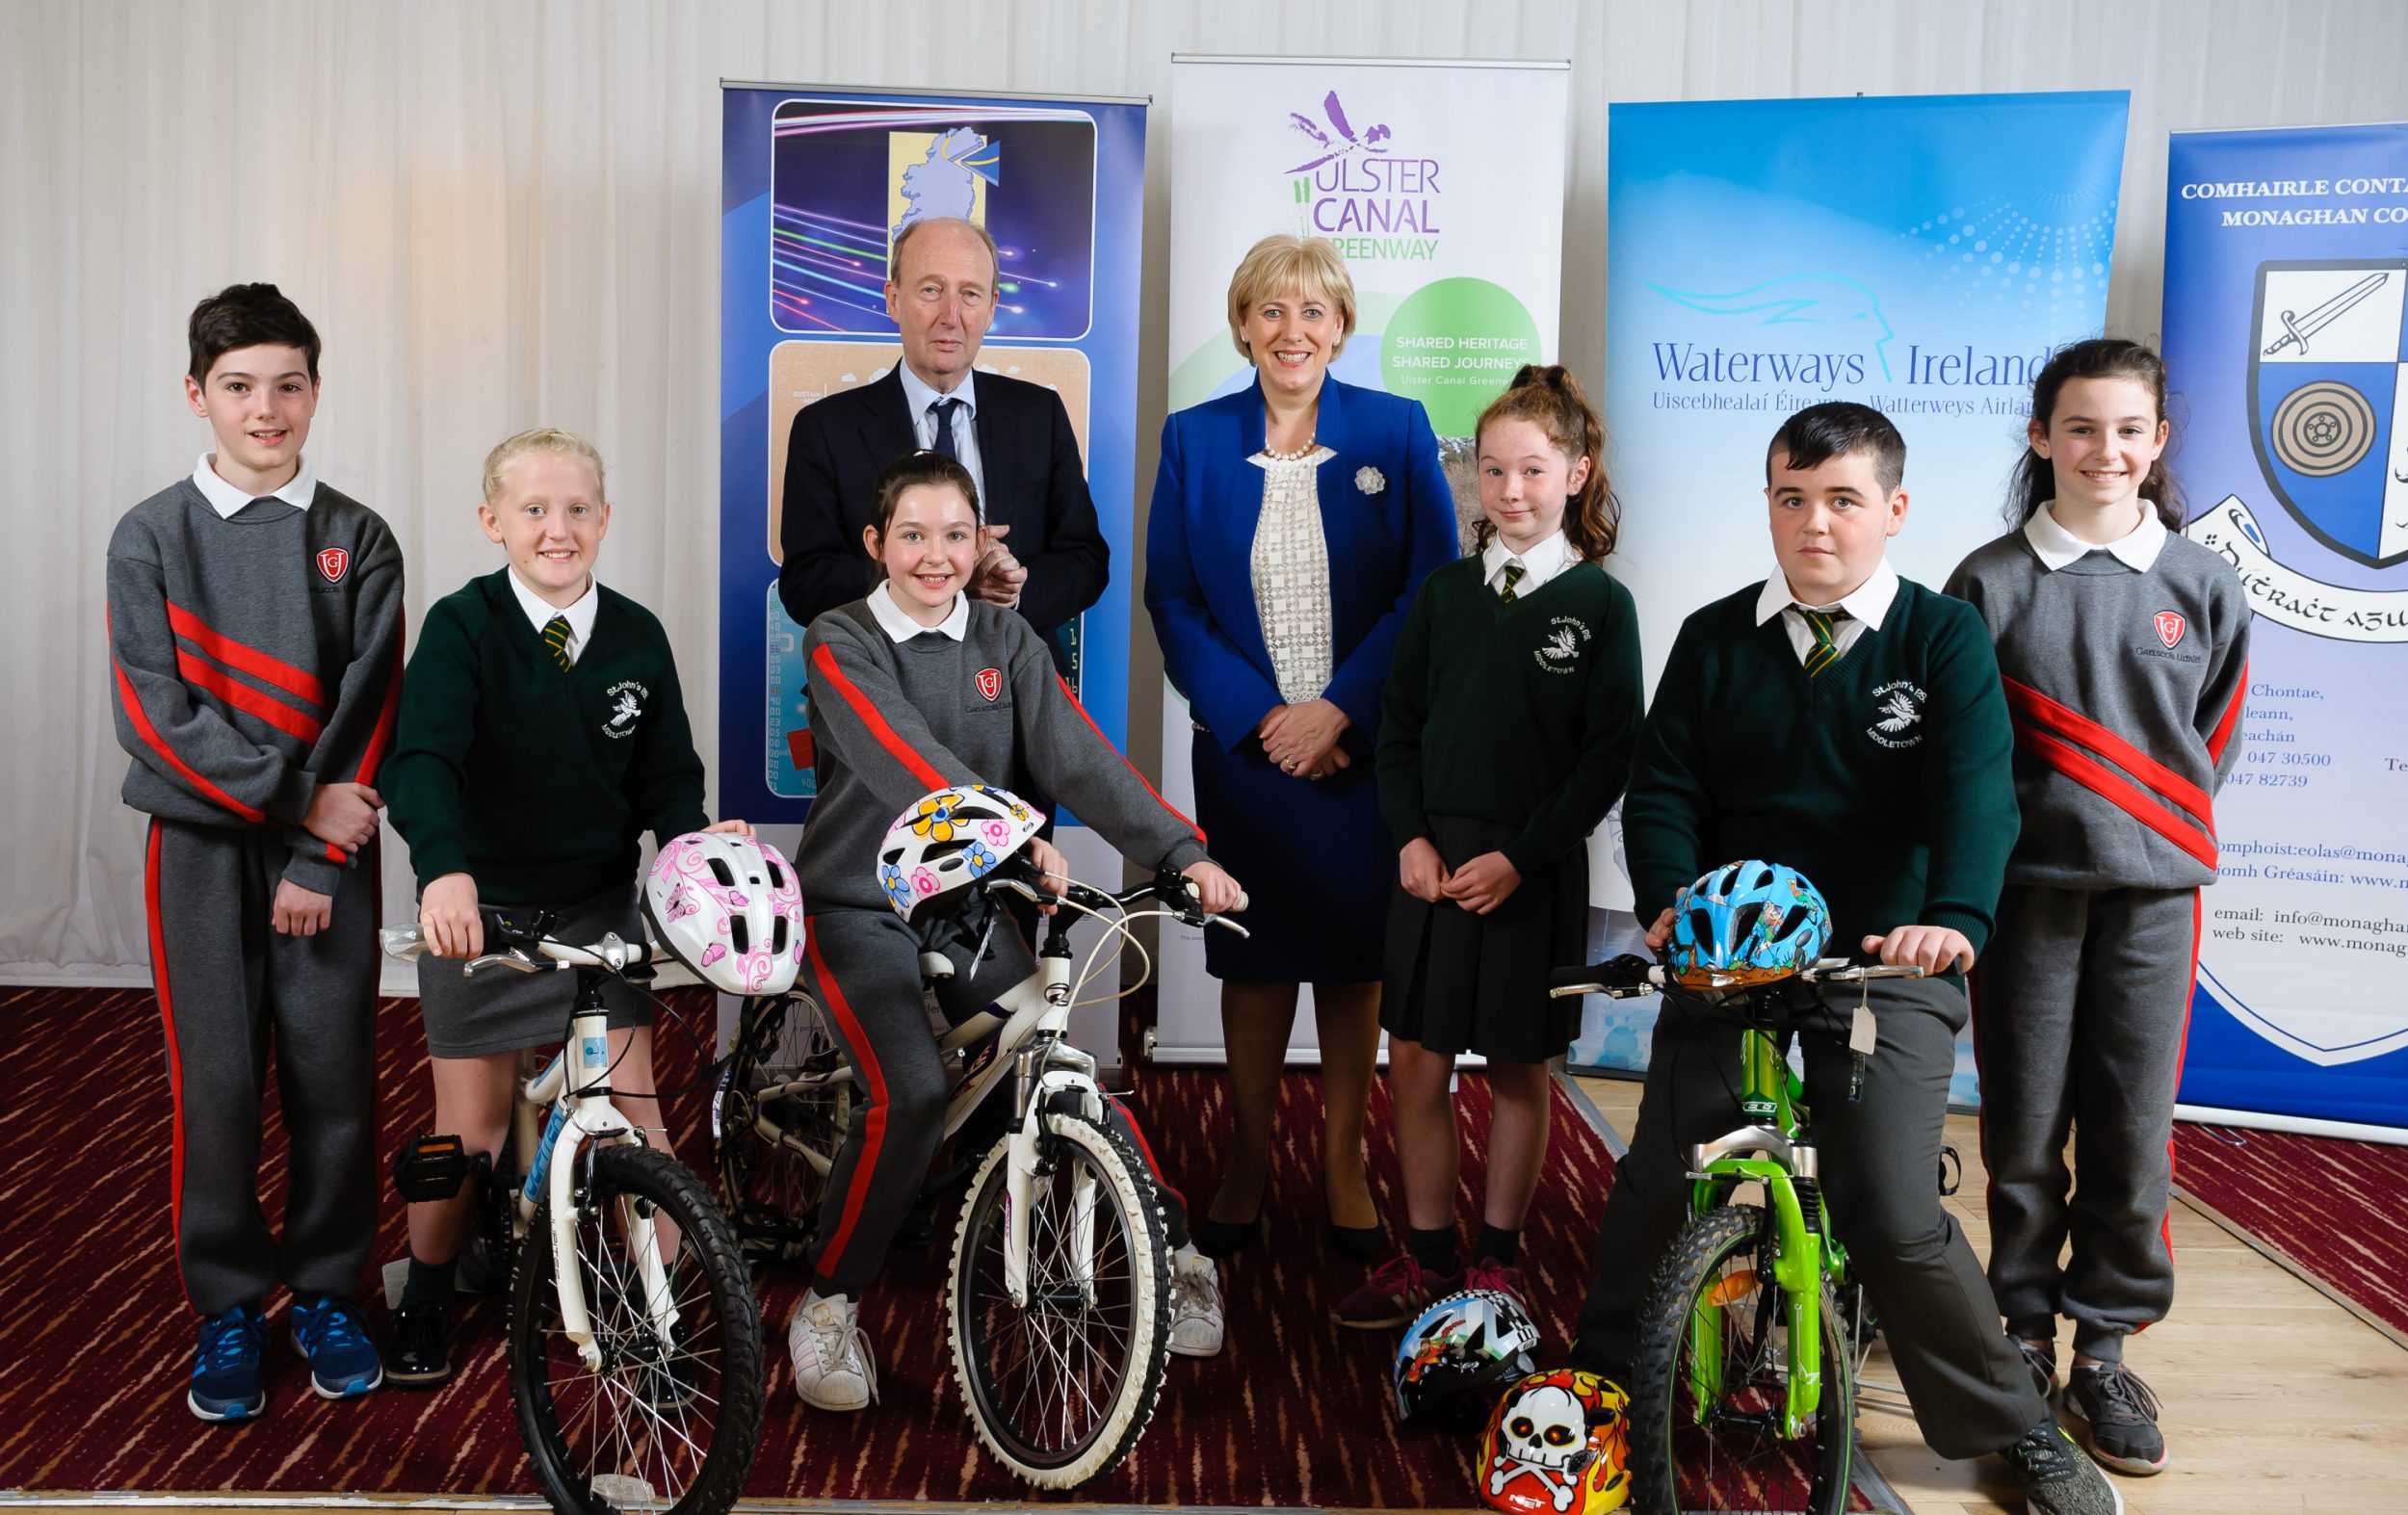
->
[2249, 258, 2408, 568]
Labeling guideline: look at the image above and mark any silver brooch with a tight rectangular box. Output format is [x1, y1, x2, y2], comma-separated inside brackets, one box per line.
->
[1355, 465, 1386, 494]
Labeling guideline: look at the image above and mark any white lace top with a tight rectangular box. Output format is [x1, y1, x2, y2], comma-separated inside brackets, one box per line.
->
[1246, 447, 1338, 705]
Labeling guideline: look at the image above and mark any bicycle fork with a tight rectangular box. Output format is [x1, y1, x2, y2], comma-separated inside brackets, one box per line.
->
[541, 1006, 678, 1372]
[1000, 950, 1102, 1309]
[1688, 1152, 1832, 1438]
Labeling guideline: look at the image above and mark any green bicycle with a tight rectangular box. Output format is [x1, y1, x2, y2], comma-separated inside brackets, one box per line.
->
[1550, 950, 1924, 1515]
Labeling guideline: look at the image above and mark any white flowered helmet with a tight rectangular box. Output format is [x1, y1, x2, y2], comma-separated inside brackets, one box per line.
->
[642, 832, 804, 995]
[877, 784, 1045, 921]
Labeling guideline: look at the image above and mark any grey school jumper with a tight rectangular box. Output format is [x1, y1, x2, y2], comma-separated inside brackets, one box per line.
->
[107, 475, 405, 1316]
[794, 597, 1207, 1295]
[1946, 513, 2248, 1361]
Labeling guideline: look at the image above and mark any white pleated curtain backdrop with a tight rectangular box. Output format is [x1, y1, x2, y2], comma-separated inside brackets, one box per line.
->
[6, 0, 2405, 978]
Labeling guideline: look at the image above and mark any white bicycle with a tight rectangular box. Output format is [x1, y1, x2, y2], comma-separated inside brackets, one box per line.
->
[714, 855, 1245, 1486]
[383, 915, 766, 1515]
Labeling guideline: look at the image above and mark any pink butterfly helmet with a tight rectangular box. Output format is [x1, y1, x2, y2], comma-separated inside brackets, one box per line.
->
[876, 784, 1045, 921]
[642, 832, 804, 995]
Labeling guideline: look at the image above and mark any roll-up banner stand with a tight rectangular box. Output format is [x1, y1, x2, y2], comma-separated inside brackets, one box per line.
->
[719, 82, 1148, 1059]
[1575, 91, 2133, 1104]
[1152, 56, 1571, 1063]
[2163, 122, 2408, 1143]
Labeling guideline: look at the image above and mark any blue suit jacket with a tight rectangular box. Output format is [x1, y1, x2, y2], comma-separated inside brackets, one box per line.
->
[1144, 378, 1457, 752]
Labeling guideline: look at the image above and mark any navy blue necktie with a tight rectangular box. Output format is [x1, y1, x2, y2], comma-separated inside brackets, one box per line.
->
[929, 398, 962, 461]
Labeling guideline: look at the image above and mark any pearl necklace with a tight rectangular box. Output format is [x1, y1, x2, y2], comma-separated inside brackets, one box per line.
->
[1260, 436, 1319, 463]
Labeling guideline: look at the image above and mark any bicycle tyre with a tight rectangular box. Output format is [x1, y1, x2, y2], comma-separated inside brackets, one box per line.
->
[947, 1107, 1172, 1487]
[510, 1143, 767, 1515]
[1629, 1202, 1854, 1515]
[713, 990, 849, 1266]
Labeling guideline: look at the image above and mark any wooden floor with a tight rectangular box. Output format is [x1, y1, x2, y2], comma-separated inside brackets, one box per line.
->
[1571, 1075, 2408, 1515]
[8, 1080, 2402, 1514]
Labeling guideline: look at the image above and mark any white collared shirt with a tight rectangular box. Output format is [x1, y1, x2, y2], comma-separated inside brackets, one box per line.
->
[506, 568, 599, 666]
[191, 454, 317, 519]
[1754, 558, 1900, 666]
[2023, 499, 2168, 573]
[1481, 530, 1577, 599]
[894, 361, 987, 511]
[868, 578, 970, 643]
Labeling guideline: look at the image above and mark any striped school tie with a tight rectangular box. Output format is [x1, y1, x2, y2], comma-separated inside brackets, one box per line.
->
[541, 614, 574, 670]
[1498, 562, 1528, 604]
[1799, 607, 1848, 676]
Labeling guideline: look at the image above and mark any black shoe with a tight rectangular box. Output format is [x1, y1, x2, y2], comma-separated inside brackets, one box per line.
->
[1322, 1210, 1385, 1262]
[1192, 1207, 1264, 1256]
[891, 1198, 937, 1250]
[386, 1301, 454, 1388]
[1998, 1416, 2126, 1515]
[2064, 1361, 2167, 1476]
[2019, 1336, 2060, 1401]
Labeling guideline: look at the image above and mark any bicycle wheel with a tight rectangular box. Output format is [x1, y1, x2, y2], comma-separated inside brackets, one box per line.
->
[714, 990, 849, 1265]
[510, 1143, 767, 1515]
[947, 1106, 1171, 1487]
[1630, 1203, 1854, 1515]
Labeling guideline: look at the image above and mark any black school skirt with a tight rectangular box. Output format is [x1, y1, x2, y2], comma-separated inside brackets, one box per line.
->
[1379, 814, 1587, 1063]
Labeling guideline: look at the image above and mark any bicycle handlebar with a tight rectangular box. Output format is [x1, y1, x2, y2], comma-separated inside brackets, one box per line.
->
[1546, 952, 1927, 1000]
[980, 860, 1251, 938]
[378, 917, 655, 978]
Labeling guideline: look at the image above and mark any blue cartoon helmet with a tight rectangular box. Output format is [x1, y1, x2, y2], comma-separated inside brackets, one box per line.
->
[1666, 860, 1832, 989]
[875, 785, 1046, 921]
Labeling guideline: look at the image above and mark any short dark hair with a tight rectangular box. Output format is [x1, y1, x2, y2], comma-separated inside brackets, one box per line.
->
[187, 283, 322, 384]
[1766, 402, 1906, 496]
[868, 450, 981, 537]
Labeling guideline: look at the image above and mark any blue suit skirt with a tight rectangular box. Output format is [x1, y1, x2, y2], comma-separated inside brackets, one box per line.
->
[1189, 723, 1389, 984]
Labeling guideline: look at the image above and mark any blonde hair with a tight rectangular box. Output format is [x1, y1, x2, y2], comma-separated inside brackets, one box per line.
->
[1225, 234, 1356, 361]
[482, 427, 606, 504]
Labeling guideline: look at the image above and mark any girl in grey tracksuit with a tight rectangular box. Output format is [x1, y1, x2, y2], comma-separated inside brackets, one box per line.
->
[1946, 339, 2249, 1477]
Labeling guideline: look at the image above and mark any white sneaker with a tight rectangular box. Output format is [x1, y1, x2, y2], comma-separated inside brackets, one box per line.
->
[787, 1289, 877, 1411]
[1166, 1244, 1224, 1358]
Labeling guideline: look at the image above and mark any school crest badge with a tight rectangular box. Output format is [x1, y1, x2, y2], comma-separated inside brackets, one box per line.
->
[975, 667, 1003, 702]
[2154, 611, 2186, 648]
[2248, 259, 2408, 568]
[315, 547, 349, 584]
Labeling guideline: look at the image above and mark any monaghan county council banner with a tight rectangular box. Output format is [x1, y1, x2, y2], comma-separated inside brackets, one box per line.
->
[1151, 55, 1570, 1062]
[717, 83, 1148, 826]
[1571, 92, 2132, 1094]
[2163, 123, 2408, 1141]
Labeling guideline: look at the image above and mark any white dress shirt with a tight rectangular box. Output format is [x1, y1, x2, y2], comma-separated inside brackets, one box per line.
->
[2022, 499, 2168, 573]
[506, 568, 600, 666]
[1753, 558, 1900, 666]
[1481, 530, 1578, 598]
[867, 577, 970, 643]
[895, 361, 987, 512]
[191, 454, 317, 518]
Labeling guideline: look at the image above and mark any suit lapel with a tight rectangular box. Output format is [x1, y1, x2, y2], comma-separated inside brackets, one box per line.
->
[860, 366, 919, 472]
[973, 377, 1020, 528]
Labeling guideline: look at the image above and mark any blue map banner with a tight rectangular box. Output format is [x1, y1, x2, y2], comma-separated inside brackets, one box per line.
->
[2164, 123, 2408, 1140]
[718, 84, 1148, 823]
[1574, 91, 2131, 1095]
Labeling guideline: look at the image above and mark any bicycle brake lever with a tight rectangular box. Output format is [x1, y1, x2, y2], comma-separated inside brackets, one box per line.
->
[462, 949, 544, 977]
[379, 926, 428, 963]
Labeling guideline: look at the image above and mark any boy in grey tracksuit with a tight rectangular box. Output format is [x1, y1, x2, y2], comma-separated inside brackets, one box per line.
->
[1947, 502, 2247, 1459]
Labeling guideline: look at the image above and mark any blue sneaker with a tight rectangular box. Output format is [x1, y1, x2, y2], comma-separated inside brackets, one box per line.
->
[290, 1294, 384, 1399]
[189, 1304, 270, 1422]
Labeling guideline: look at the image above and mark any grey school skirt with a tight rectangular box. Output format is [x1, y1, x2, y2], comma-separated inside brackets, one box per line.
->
[416, 885, 650, 1059]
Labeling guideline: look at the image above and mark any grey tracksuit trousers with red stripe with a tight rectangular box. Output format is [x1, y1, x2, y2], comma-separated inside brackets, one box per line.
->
[802, 906, 1190, 1297]
[147, 820, 383, 1316]
[1947, 521, 2249, 1363]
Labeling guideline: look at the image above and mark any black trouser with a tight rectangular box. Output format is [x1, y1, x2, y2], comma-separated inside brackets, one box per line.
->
[1574, 975, 2044, 1460]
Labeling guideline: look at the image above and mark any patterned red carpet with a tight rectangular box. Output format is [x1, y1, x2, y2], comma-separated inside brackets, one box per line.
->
[0, 982, 1620, 1504]
[2172, 1118, 2408, 1338]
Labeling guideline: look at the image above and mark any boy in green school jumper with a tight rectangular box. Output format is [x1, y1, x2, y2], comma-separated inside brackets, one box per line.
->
[1572, 404, 2124, 1515]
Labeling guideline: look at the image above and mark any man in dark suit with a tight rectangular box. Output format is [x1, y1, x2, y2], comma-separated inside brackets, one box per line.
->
[777, 215, 1109, 668]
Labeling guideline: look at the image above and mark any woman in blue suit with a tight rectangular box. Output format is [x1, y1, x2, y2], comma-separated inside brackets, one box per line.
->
[1145, 234, 1456, 1260]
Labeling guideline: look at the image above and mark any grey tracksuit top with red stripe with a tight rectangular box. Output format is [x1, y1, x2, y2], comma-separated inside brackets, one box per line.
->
[796, 597, 1208, 913]
[1945, 525, 2248, 891]
[106, 477, 406, 895]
